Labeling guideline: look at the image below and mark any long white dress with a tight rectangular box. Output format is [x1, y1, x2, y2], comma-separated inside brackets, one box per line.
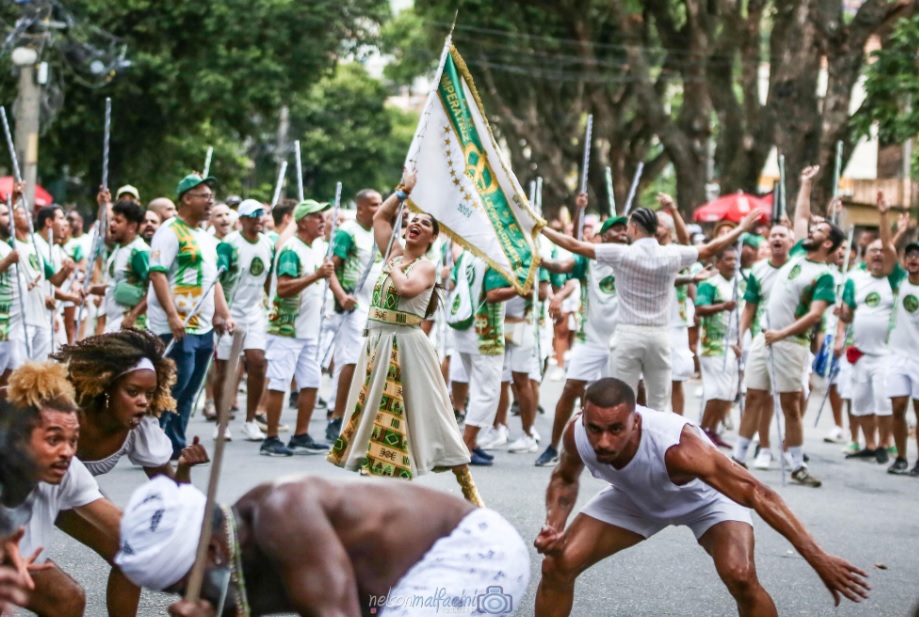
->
[327, 257, 470, 478]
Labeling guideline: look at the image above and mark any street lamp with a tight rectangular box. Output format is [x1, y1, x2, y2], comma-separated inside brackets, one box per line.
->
[11, 46, 41, 208]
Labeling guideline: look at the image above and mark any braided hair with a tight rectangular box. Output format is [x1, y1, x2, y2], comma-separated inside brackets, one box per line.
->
[51, 328, 177, 418]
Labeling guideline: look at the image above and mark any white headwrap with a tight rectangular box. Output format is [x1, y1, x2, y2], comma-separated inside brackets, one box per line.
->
[115, 476, 206, 591]
[116, 357, 156, 380]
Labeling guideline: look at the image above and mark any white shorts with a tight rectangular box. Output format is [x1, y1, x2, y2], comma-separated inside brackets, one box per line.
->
[744, 334, 808, 394]
[448, 349, 469, 384]
[851, 354, 892, 417]
[332, 308, 369, 367]
[670, 326, 694, 382]
[582, 484, 753, 541]
[504, 341, 536, 377]
[0, 341, 18, 373]
[12, 325, 52, 363]
[886, 353, 919, 400]
[832, 355, 853, 399]
[265, 335, 321, 391]
[455, 352, 503, 428]
[700, 355, 739, 402]
[381, 509, 530, 617]
[215, 314, 267, 359]
[566, 342, 611, 383]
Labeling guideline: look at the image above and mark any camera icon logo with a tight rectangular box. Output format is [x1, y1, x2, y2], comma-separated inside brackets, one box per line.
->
[477, 585, 513, 615]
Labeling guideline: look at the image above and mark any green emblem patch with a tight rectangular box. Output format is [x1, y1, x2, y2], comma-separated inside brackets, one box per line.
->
[788, 264, 802, 280]
[864, 292, 881, 308]
[451, 295, 461, 316]
[28, 254, 39, 271]
[249, 257, 265, 277]
[903, 294, 919, 314]
[599, 275, 616, 295]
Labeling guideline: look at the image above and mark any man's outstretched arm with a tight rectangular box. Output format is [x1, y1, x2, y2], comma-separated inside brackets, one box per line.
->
[666, 427, 870, 606]
[534, 417, 585, 555]
[541, 227, 597, 260]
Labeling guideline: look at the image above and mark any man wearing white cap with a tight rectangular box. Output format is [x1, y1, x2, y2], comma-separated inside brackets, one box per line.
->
[260, 199, 334, 456]
[117, 474, 530, 617]
[116, 184, 141, 204]
[214, 199, 274, 442]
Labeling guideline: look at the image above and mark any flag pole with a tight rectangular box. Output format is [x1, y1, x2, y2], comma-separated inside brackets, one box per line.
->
[831, 141, 843, 224]
[778, 154, 787, 220]
[604, 166, 616, 215]
[271, 161, 288, 208]
[576, 114, 593, 240]
[202, 146, 213, 178]
[622, 162, 645, 215]
[294, 140, 305, 203]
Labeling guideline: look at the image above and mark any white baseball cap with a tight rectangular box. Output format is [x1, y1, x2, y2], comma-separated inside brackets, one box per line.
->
[116, 184, 140, 200]
[237, 198, 266, 218]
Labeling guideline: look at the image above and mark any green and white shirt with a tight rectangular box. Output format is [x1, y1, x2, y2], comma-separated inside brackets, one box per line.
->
[569, 254, 618, 347]
[696, 273, 739, 357]
[333, 219, 382, 312]
[15, 236, 56, 329]
[450, 252, 507, 356]
[744, 259, 785, 337]
[0, 241, 22, 341]
[765, 247, 835, 346]
[889, 276, 919, 359]
[842, 265, 905, 357]
[147, 217, 220, 335]
[217, 231, 274, 321]
[267, 235, 324, 339]
[103, 236, 150, 331]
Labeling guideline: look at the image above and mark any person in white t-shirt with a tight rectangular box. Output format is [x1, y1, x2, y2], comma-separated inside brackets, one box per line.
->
[261, 200, 334, 457]
[4, 362, 139, 616]
[214, 199, 275, 441]
[886, 241, 919, 475]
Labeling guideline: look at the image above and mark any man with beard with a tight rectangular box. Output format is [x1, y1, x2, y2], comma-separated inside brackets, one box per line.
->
[85, 199, 150, 332]
[534, 378, 870, 617]
[142, 208, 162, 243]
[214, 199, 274, 442]
[732, 223, 795, 469]
[886, 240, 919, 475]
[534, 194, 627, 467]
[734, 166, 844, 486]
[117, 475, 529, 617]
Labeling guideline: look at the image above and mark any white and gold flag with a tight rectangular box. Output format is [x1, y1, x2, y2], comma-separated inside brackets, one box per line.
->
[405, 43, 544, 294]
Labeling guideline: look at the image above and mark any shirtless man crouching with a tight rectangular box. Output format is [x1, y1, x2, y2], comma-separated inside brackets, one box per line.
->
[534, 377, 869, 617]
[118, 475, 530, 616]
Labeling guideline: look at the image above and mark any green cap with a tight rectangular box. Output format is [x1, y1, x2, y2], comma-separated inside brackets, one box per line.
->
[905, 242, 919, 255]
[741, 232, 762, 249]
[176, 173, 216, 199]
[599, 216, 628, 235]
[294, 199, 331, 221]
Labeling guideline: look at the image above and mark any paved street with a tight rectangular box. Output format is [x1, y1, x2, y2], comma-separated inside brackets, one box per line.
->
[26, 373, 919, 617]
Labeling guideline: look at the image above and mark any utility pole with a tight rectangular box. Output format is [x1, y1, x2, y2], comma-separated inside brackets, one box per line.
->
[11, 47, 41, 208]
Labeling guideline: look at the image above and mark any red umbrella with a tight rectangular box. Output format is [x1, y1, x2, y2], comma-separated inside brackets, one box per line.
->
[0, 176, 54, 207]
[693, 191, 770, 224]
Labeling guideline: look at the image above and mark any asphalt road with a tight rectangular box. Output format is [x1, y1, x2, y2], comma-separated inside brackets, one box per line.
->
[19, 372, 919, 617]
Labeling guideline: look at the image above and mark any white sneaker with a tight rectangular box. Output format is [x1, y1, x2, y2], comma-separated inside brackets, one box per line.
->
[213, 426, 233, 441]
[481, 425, 509, 450]
[549, 367, 566, 381]
[531, 427, 541, 444]
[241, 420, 265, 442]
[753, 449, 773, 470]
[507, 434, 539, 453]
[823, 426, 845, 444]
[476, 427, 497, 449]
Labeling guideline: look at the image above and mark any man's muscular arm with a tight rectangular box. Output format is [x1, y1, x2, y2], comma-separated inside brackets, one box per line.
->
[665, 427, 870, 606]
[534, 417, 584, 555]
[255, 489, 362, 616]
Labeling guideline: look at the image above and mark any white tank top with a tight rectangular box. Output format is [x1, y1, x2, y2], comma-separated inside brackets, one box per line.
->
[574, 407, 725, 518]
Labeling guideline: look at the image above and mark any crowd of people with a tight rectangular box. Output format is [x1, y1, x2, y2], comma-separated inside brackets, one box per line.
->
[0, 159, 908, 616]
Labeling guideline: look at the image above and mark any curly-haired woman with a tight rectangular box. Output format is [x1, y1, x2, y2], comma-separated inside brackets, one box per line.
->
[51, 328, 208, 481]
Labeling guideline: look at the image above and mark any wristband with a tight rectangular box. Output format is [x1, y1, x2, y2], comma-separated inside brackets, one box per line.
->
[395, 189, 408, 201]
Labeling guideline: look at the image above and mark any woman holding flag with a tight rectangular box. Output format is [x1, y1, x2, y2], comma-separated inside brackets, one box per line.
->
[327, 168, 483, 506]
